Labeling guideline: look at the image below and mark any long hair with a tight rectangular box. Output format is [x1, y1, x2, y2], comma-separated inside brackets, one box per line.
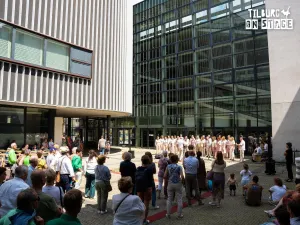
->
[216, 152, 224, 165]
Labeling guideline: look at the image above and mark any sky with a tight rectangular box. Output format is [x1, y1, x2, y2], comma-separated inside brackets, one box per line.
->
[131, 0, 144, 6]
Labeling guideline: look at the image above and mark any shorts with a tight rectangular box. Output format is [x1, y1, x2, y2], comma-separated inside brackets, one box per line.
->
[137, 187, 152, 205]
[229, 184, 236, 191]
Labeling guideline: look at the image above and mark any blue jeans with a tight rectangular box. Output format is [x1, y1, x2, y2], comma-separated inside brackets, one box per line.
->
[152, 186, 157, 207]
[99, 148, 105, 155]
[85, 172, 96, 198]
[60, 174, 72, 193]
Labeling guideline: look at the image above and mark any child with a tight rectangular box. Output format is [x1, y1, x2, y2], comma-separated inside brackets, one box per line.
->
[240, 163, 252, 195]
[227, 173, 237, 196]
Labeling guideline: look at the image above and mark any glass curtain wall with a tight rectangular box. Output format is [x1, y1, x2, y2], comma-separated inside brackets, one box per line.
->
[133, 0, 271, 147]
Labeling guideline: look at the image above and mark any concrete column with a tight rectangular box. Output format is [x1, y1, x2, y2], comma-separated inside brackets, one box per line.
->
[54, 117, 64, 146]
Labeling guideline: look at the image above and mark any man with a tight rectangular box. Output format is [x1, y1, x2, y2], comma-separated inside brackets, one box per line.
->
[285, 142, 294, 182]
[46, 147, 56, 170]
[135, 155, 153, 225]
[237, 136, 246, 162]
[26, 157, 38, 187]
[206, 135, 212, 158]
[98, 136, 106, 155]
[56, 146, 75, 192]
[287, 199, 300, 225]
[72, 148, 83, 189]
[8, 143, 17, 176]
[47, 189, 83, 225]
[31, 170, 62, 222]
[0, 166, 29, 217]
[183, 148, 203, 206]
[252, 144, 263, 162]
[0, 188, 44, 225]
[243, 175, 263, 206]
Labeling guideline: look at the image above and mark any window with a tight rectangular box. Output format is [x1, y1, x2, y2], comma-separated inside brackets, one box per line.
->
[46, 40, 69, 71]
[15, 30, 43, 65]
[0, 23, 12, 58]
[0, 21, 93, 78]
[210, 3, 229, 20]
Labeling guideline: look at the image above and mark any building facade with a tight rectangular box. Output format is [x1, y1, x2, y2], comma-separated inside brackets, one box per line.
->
[133, 0, 271, 148]
[0, 0, 132, 149]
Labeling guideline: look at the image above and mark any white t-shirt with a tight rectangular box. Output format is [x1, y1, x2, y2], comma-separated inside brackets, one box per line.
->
[42, 186, 64, 206]
[177, 139, 184, 149]
[239, 140, 246, 151]
[240, 169, 252, 181]
[264, 143, 268, 152]
[270, 185, 287, 202]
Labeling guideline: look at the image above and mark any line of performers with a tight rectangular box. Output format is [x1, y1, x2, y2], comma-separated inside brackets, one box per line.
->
[155, 134, 246, 162]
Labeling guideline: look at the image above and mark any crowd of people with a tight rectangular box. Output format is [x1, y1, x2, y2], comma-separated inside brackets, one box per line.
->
[0, 135, 299, 225]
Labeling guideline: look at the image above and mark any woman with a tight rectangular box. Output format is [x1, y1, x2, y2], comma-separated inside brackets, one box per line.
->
[119, 152, 137, 194]
[209, 151, 226, 208]
[85, 150, 98, 199]
[144, 152, 159, 209]
[155, 136, 160, 154]
[37, 150, 47, 170]
[41, 138, 48, 150]
[269, 178, 287, 204]
[0, 167, 7, 186]
[105, 139, 111, 155]
[284, 142, 293, 182]
[18, 149, 31, 166]
[43, 169, 64, 206]
[112, 177, 145, 225]
[221, 136, 227, 159]
[95, 155, 111, 214]
[229, 137, 236, 161]
[49, 138, 54, 149]
[157, 151, 168, 199]
[196, 151, 206, 196]
[164, 154, 184, 219]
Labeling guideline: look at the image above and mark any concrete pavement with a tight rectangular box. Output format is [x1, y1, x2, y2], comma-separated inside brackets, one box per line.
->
[77, 147, 296, 225]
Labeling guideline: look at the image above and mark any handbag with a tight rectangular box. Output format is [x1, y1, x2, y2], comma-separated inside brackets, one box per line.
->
[106, 181, 113, 192]
[206, 162, 215, 180]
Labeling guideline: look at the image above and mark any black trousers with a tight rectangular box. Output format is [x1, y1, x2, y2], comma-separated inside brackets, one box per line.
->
[286, 163, 293, 180]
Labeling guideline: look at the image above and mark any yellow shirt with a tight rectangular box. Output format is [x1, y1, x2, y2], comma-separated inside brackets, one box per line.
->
[37, 158, 47, 170]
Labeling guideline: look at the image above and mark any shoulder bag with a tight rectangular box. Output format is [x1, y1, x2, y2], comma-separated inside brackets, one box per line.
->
[206, 161, 215, 180]
[56, 157, 65, 184]
[115, 194, 130, 214]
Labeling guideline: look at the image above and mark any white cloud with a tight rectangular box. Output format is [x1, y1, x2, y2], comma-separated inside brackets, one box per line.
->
[132, 0, 143, 5]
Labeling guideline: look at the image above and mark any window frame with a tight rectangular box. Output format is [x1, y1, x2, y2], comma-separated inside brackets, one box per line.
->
[0, 19, 93, 79]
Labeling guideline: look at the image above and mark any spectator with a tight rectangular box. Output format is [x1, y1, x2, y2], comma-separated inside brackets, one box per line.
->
[95, 155, 111, 215]
[98, 136, 106, 155]
[209, 151, 226, 208]
[136, 155, 153, 225]
[165, 154, 185, 220]
[43, 169, 64, 207]
[269, 178, 287, 204]
[287, 200, 300, 225]
[70, 147, 77, 161]
[8, 143, 17, 175]
[72, 148, 83, 189]
[47, 189, 83, 225]
[261, 205, 291, 225]
[56, 146, 75, 193]
[26, 157, 38, 187]
[31, 170, 62, 222]
[183, 149, 203, 206]
[49, 138, 54, 149]
[112, 177, 145, 225]
[252, 144, 263, 162]
[119, 152, 137, 195]
[0, 165, 29, 217]
[144, 152, 159, 210]
[0, 189, 44, 225]
[84, 150, 98, 199]
[18, 149, 31, 166]
[46, 148, 56, 170]
[196, 151, 206, 196]
[0, 167, 7, 186]
[285, 143, 294, 182]
[244, 175, 263, 206]
[157, 151, 168, 199]
[37, 151, 47, 170]
[41, 138, 48, 150]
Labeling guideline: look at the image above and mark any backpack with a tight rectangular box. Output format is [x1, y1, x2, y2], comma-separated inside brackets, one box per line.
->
[135, 167, 148, 191]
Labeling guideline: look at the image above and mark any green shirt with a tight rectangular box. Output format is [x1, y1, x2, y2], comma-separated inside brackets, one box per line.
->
[8, 149, 16, 165]
[36, 192, 59, 223]
[46, 214, 82, 225]
[23, 156, 30, 166]
[72, 155, 82, 172]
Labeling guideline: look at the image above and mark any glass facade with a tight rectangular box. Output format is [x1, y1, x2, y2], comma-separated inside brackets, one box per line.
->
[133, 0, 271, 147]
[0, 105, 54, 149]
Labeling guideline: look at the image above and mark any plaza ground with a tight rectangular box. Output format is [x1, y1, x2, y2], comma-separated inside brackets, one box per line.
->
[77, 147, 296, 225]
